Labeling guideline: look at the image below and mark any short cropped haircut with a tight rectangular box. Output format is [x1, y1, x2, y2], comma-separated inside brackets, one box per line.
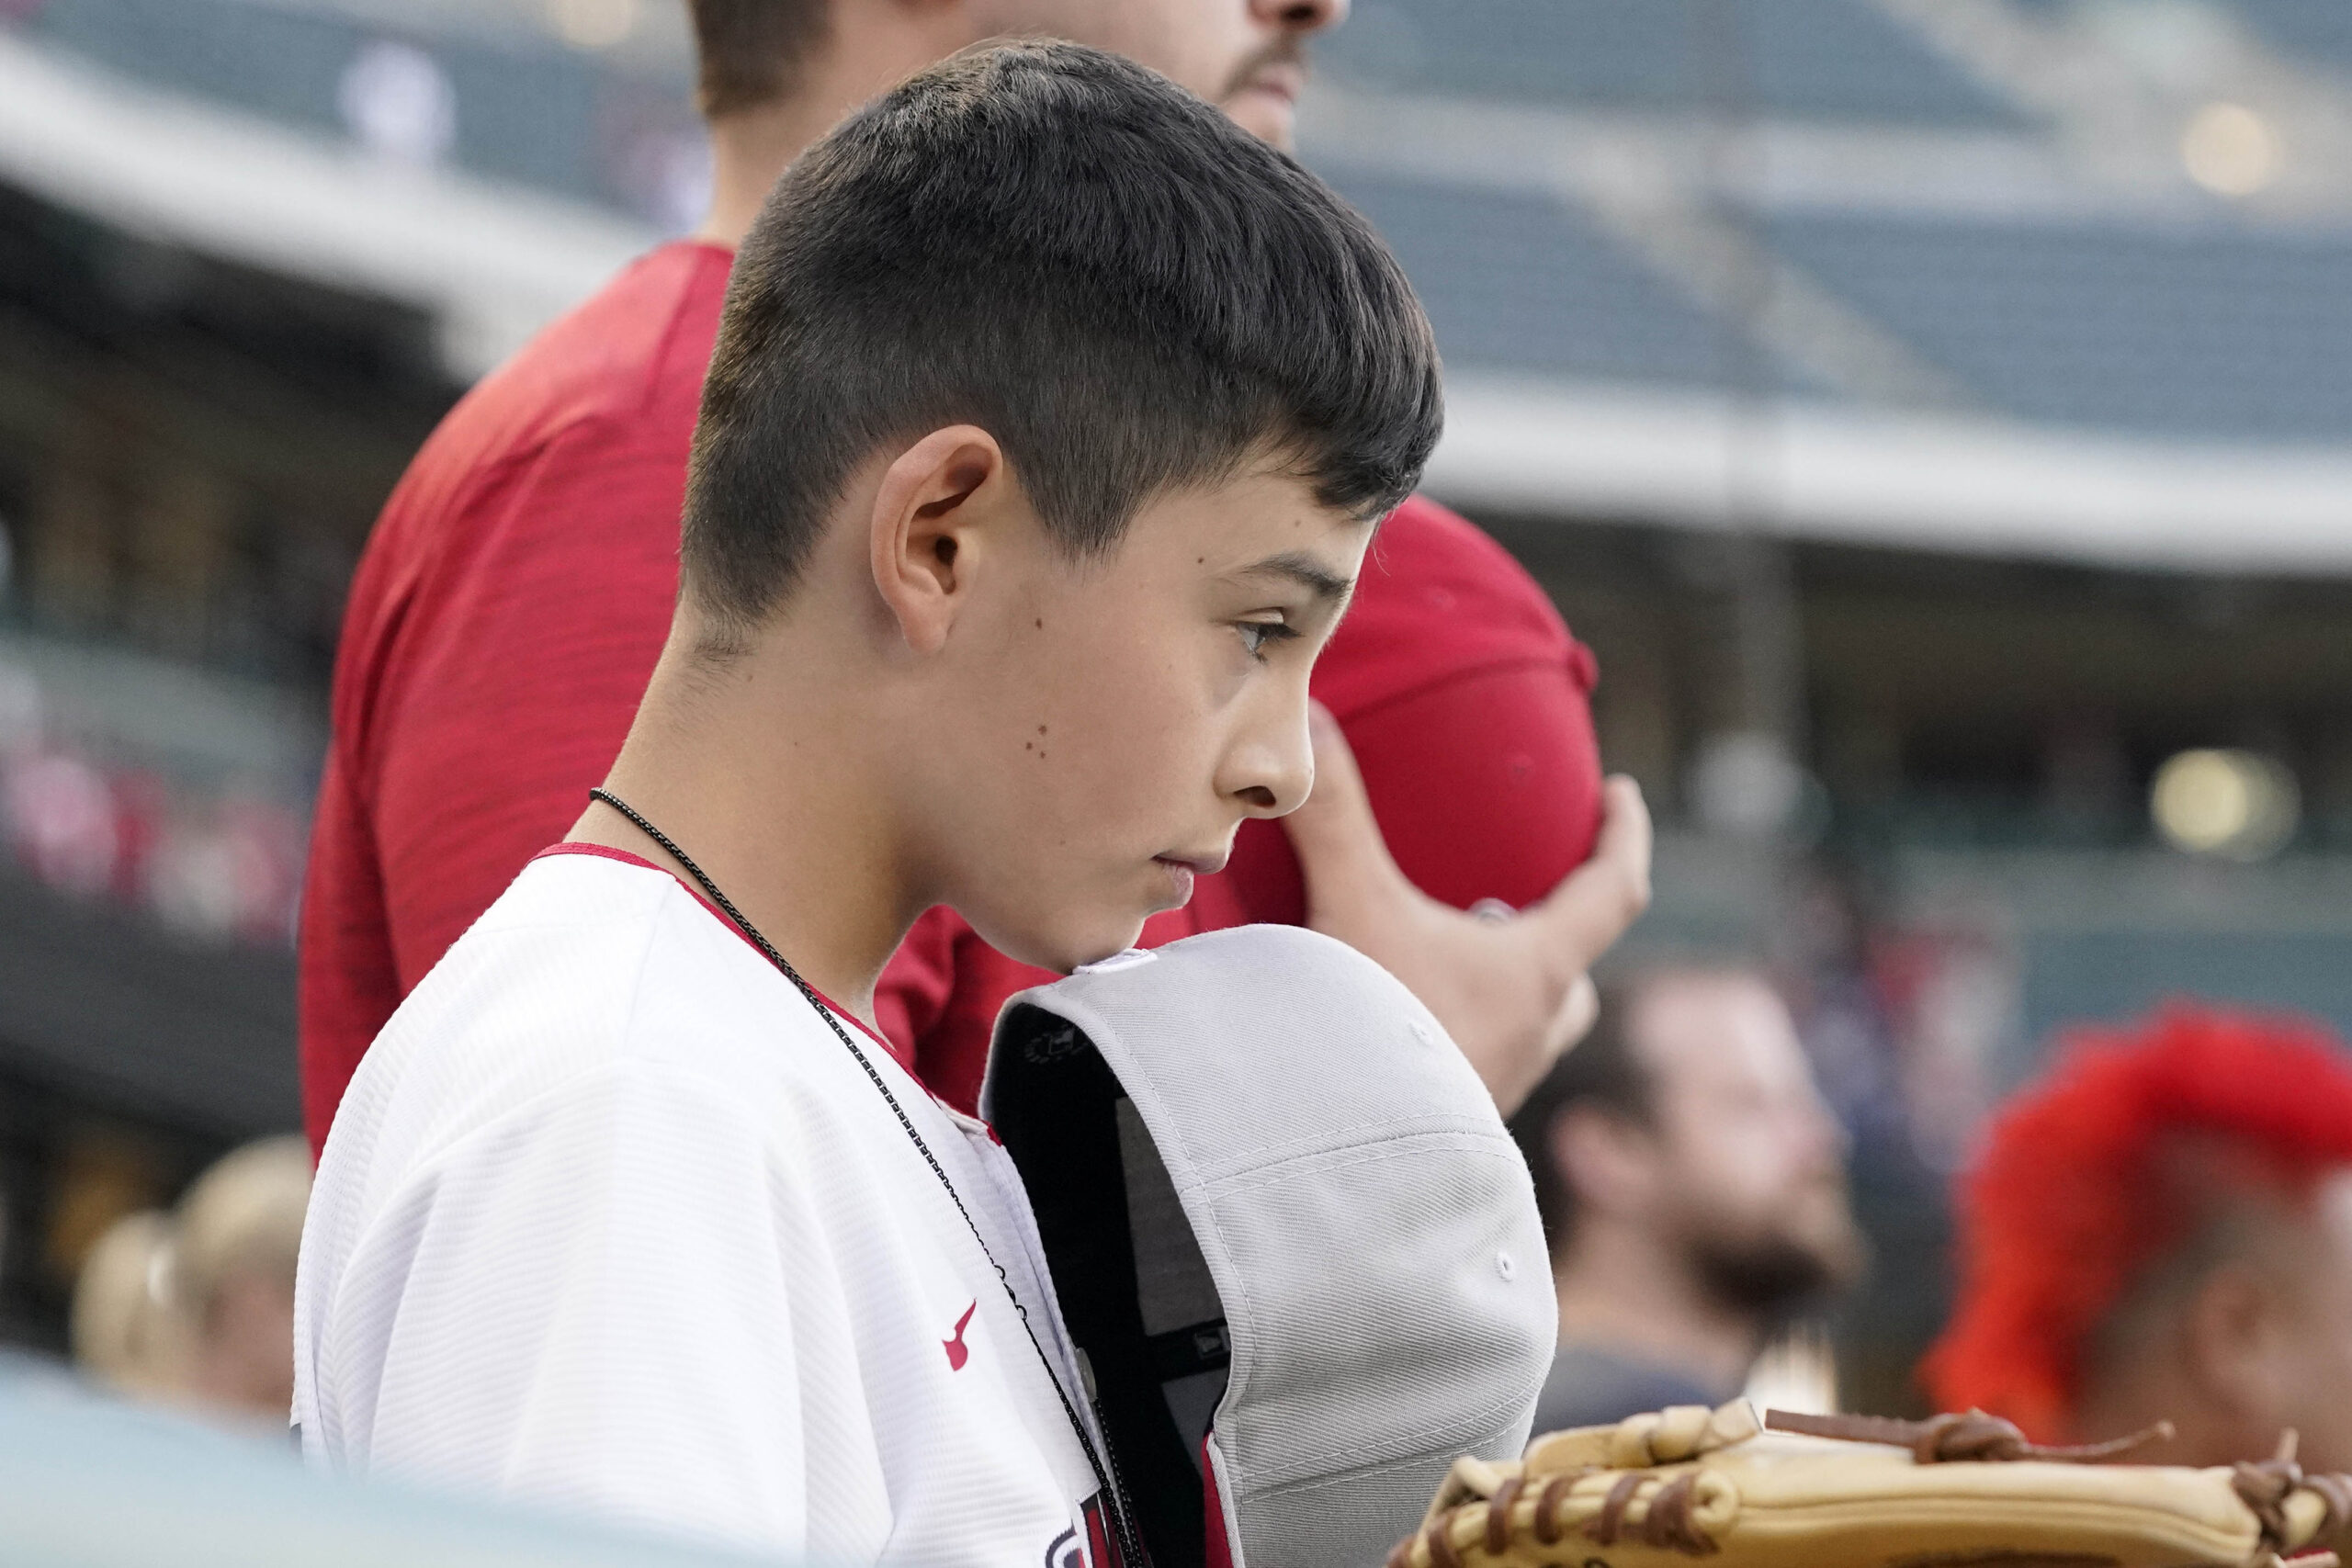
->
[685, 0, 828, 118]
[1508, 975, 1658, 1257]
[682, 41, 1443, 646]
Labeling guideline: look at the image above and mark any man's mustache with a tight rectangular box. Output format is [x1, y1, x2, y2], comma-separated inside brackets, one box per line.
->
[1220, 39, 1307, 102]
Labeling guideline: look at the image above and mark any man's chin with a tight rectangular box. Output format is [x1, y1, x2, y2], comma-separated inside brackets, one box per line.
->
[1221, 90, 1297, 151]
[1691, 1226, 1863, 1319]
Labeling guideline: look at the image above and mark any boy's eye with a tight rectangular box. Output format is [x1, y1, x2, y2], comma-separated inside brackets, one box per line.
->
[1237, 618, 1299, 660]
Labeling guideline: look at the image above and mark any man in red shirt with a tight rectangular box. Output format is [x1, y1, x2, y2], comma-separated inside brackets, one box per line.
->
[300, 0, 1653, 1155]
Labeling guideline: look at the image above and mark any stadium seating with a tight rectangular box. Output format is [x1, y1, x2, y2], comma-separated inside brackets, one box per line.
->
[2007, 0, 2352, 74]
[28, 0, 2352, 449]
[1766, 209, 2352, 443]
[2233, 0, 2352, 69]
[22, 0, 695, 221]
[1316, 0, 2030, 127]
[1329, 172, 1819, 395]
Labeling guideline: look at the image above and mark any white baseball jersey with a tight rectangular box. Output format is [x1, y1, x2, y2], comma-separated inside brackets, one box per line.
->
[295, 845, 1114, 1566]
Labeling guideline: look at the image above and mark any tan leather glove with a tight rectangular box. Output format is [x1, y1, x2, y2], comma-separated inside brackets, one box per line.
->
[1390, 1401, 2352, 1568]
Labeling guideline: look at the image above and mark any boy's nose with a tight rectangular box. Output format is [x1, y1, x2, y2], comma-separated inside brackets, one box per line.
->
[1227, 711, 1317, 820]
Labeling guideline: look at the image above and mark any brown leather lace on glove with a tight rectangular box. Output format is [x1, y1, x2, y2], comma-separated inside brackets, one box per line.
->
[1389, 1401, 2352, 1568]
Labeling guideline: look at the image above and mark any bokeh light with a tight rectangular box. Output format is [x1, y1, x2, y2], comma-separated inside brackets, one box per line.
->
[336, 39, 458, 165]
[2150, 748, 2299, 860]
[545, 0, 639, 52]
[2180, 101, 2283, 197]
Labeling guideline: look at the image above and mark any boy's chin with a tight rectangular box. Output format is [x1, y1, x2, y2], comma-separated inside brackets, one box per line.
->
[971, 909, 1148, 978]
[1038, 924, 1150, 977]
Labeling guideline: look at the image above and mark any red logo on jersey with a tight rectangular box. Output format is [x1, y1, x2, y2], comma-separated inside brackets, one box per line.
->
[944, 1300, 978, 1371]
[1046, 1494, 1128, 1568]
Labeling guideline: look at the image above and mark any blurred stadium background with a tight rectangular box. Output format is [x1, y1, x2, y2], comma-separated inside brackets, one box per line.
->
[0, 0, 2348, 1408]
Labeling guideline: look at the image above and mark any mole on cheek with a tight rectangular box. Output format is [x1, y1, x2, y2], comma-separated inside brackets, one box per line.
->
[1035, 618, 1044, 629]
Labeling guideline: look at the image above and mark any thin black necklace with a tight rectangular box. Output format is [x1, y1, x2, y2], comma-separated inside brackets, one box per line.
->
[586, 788, 1147, 1567]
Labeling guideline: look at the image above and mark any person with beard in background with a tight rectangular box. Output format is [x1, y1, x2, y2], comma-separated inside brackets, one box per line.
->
[1508, 964, 1865, 1430]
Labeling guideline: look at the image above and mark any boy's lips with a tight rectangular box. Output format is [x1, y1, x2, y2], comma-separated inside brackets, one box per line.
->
[1153, 850, 1229, 878]
[1151, 849, 1225, 908]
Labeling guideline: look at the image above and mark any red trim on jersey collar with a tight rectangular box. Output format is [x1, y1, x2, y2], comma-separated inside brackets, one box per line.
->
[531, 841, 901, 1059]
[1202, 1432, 1235, 1568]
[533, 841, 669, 874]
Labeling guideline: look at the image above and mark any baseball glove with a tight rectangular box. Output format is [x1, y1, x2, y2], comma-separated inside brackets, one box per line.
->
[1388, 1401, 2352, 1568]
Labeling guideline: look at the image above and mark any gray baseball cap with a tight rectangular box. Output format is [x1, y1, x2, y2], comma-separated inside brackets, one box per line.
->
[983, 924, 1555, 1568]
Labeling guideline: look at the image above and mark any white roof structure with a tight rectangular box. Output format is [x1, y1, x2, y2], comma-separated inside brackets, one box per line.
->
[1431, 375, 2352, 575]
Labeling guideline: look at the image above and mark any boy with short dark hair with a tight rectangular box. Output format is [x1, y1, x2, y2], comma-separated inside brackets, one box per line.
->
[293, 40, 1439, 1565]
[300, 0, 1649, 1170]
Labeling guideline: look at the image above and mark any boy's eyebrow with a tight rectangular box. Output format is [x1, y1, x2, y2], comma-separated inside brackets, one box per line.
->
[1231, 551, 1355, 604]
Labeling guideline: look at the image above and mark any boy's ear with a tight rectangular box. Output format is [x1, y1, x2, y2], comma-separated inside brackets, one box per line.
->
[869, 424, 1011, 655]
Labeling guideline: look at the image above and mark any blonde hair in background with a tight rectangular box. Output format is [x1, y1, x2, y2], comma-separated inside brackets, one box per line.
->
[69, 1209, 187, 1396]
[172, 1135, 310, 1333]
[71, 1134, 312, 1421]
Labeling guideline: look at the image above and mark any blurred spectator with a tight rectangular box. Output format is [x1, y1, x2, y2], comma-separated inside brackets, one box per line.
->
[70, 1210, 185, 1399]
[0, 658, 307, 947]
[148, 795, 307, 946]
[1510, 964, 1864, 1431]
[172, 1136, 310, 1427]
[6, 750, 119, 898]
[69, 1137, 310, 1430]
[1924, 1008, 2352, 1469]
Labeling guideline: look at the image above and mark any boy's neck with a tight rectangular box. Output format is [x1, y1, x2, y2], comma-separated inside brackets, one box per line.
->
[566, 636, 917, 1032]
